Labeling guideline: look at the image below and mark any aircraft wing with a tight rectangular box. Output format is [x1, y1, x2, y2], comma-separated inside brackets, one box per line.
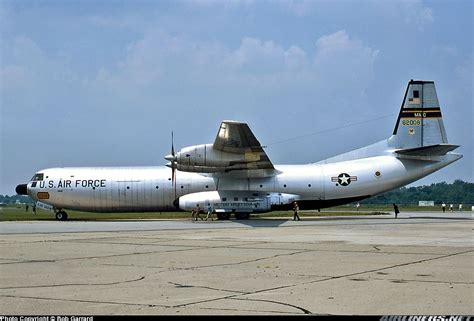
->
[170, 120, 277, 178]
[213, 120, 275, 171]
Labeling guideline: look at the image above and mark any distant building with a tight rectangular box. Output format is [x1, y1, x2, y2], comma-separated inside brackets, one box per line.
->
[418, 201, 435, 206]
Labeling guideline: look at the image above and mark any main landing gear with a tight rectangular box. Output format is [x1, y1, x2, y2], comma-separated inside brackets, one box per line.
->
[55, 210, 68, 221]
[234, 212, 250, 220]
[216, 212, 230, 220]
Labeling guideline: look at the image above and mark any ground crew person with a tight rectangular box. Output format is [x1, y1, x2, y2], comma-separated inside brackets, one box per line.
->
[293, 201, 301, 221]
[393, 203, 399, 219]
[205, 204, 214, 221]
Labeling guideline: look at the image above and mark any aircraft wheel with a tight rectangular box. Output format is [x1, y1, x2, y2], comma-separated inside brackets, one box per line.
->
[235, 212, 250, 220]
[216, 212, 230, 220]
[55, 211, 68, 221]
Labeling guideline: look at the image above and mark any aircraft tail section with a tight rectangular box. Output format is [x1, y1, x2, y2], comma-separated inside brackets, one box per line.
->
[394, 143, 459, 157]
[389, 80, 449, 149]
[316, 79, 460, 165]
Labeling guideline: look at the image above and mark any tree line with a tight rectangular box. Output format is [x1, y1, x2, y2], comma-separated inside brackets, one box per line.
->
[361, 180, 473, 205]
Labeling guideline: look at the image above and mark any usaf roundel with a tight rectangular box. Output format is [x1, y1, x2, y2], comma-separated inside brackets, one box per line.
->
[331, 173, 358, 186]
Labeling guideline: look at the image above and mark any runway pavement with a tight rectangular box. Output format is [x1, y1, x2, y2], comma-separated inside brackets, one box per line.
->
[0, 211, 472, 315]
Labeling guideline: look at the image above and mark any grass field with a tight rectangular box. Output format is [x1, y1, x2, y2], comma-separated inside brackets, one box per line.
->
[0, 203, 456, 221]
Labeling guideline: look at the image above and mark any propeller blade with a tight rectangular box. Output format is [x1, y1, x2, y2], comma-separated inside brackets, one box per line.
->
[171, 131, 175, 157]
[170, 131, 177, 199]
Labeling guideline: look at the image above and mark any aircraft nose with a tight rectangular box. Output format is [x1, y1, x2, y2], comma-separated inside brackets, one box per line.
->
[16, 184, 28, 195]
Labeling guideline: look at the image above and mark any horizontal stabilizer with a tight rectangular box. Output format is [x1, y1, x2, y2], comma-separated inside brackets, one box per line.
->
[395, 144, 459, 156]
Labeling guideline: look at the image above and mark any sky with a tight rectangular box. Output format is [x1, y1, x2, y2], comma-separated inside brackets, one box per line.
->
[0, 0, 472, 195]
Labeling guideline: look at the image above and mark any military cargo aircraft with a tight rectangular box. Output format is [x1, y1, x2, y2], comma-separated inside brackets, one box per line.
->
[16, 80, 462, 220]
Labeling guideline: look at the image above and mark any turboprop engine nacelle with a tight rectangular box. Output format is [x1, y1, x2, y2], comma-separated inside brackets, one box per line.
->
[165, 143, 262, 173]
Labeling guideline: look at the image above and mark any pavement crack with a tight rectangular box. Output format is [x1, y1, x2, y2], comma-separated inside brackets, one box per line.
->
[168, 282, 246, 294]
[0, 276, 146, 290]
[230, 297, 312, 314]
[175, 249, 311, 271]
[0, 259, 56, 265]
[370, 277, 474, 285]
[175, 248, 474, 312]
[0, 294, 169, 308]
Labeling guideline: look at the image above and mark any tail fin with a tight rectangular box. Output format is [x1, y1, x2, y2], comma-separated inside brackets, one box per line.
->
[389, 80, 449, 149]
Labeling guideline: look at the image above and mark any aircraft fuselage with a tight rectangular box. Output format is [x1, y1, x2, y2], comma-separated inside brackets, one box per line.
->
[24, 153, 460, 213]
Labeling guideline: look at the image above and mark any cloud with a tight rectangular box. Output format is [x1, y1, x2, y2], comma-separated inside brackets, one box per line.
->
[225, 37, 307, 74]
[90, 30, 312, 94]
[282, 0, 318, 17]
[1, 35, 85, 124]
[91, 29, 377, 95]
[314, 30, 379, 86]
[377, 0, 434, 31]
[402, 0, 434, 30]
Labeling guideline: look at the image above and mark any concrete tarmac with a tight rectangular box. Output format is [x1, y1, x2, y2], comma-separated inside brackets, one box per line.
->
[0, 212, 472, 315]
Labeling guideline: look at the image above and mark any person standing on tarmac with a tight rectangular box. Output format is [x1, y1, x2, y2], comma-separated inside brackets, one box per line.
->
[293, 201, 301, 221]
[193, 206, 202, 221]
[393, 203, 400, 219]
[205, 204, 214, 221]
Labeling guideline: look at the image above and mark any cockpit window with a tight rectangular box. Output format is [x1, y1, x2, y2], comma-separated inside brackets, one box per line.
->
[31, 173, 44, 181]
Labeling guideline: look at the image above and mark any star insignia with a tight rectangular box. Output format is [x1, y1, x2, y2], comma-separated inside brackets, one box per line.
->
[331, 173, 358, 186]
[338, 173, 351, 185]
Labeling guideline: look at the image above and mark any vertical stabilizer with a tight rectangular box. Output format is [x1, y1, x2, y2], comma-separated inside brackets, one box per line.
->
[389, 80, 448, 149]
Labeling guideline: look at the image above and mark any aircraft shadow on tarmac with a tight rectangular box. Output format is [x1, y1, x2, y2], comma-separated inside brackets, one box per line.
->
[406, 216, 472, 220]
[233, 214, 472, 227]
[231, 215, 391, 227]
[232, 218, 289, 227]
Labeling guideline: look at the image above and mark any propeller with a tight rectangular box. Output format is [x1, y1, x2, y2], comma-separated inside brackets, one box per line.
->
[165, 131, 178, 199]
